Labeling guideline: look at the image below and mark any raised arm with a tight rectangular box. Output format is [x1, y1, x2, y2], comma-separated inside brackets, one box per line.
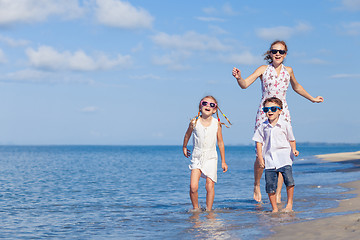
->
[232, 65, 267, 89]
[287, 66, 324, 103]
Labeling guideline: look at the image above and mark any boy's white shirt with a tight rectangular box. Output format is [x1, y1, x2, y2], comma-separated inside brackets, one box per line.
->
[252, 118, 295, 169]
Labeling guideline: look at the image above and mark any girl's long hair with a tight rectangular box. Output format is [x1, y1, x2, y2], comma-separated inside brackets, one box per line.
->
[192, 95, 232, 128]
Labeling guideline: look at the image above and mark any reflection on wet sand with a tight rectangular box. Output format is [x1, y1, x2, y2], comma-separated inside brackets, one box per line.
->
[188, 210, 235, 240]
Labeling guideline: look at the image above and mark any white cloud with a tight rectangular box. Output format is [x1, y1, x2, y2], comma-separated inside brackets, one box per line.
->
[0, 49, 7, 63]
[343, 21, 360, 35]
[341, 0, 360, 11]
[303, 58, 328, 65]
[131, 43, 143, 53]
[130, 74, 161, 80]
[0, 35, 30, 47]
[208, 25, 229, 35]
[330, 73, 360, 79]
[1, 69, 96, 84]
[220, 51, 262, 66]
[151, 31, 231, 52]
[222, 3, 237, 16]
[152, 51, 191, 71]
[202, 3, 237, 16]
[202, 7, 217, 15]
[0, 0, 83, 25]
[81, 106, 99, 113]
[196, 17, 226, 22]
[26, 46, 132, 71]
[95, 0, 154, 29]
[256, 22, 312, 40]
[151, 31, 234, 70]
[4, 69, 53, 81]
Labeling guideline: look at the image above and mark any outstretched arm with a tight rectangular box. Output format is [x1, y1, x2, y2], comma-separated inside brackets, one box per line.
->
[217, 124, 228, 172]
[287, 67, 324, 103]
[183, 122, 194, 158]
[232, 65, 267, 89]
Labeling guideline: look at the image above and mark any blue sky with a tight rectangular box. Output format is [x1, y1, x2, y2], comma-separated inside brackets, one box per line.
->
[0, 0, 359, 145]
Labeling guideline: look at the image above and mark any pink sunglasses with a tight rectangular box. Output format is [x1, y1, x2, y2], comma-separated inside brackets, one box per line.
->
[201, 100, 217, 108]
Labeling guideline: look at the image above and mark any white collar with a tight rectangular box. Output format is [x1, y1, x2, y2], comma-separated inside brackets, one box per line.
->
[264, 117, 285, 128]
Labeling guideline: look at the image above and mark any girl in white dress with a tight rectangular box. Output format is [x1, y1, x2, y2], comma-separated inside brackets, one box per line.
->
[232, 40, 324, 203]
[182, 95, 231, 211]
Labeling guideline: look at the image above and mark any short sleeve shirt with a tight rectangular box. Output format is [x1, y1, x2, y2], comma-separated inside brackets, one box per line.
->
[252, 118, 295, 169]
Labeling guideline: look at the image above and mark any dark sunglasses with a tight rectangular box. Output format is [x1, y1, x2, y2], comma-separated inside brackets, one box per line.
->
[270, 49, 286, 55]
[262, 106, 281, 113]
[201, 101, 217, 108]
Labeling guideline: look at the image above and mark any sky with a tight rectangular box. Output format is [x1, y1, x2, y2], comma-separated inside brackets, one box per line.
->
[0, 0, 359, 145]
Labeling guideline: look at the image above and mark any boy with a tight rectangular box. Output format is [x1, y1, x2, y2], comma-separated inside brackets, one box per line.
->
[252, 97, 299, 212]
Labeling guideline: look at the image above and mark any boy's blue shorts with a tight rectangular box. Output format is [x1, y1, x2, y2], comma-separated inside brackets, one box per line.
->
[265, 165, 295, 194]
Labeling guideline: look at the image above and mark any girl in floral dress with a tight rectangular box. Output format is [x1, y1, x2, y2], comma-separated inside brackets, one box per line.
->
[232, 40, 324, 203]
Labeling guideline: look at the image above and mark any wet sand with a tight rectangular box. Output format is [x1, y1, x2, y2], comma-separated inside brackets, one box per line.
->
[263, 151, 360, 240]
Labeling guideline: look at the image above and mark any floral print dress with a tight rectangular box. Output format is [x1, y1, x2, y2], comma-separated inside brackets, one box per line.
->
[255, 64, 291, 131]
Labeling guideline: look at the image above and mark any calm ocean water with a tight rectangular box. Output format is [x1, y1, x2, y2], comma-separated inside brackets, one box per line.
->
[0, 144, 360, 239]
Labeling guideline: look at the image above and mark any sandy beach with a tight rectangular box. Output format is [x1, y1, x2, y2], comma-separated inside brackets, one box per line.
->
[264, 151, 360, 240]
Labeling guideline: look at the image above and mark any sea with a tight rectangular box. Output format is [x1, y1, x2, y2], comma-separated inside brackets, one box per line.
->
[0, 144, 360, 239]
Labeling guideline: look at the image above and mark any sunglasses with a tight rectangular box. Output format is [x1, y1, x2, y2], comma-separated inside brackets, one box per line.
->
[262, 106, 281, 113]
[270, 49, 286, 55]
[201, 101, 217, 108]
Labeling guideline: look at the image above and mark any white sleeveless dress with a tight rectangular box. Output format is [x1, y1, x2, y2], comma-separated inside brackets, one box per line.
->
[189, 117, 219, 182]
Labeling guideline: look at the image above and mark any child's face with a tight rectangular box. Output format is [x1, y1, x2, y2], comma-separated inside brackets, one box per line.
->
[264, 102, 282, 123]
[270, 43, 287, 65]
[200, 97, 217, 116]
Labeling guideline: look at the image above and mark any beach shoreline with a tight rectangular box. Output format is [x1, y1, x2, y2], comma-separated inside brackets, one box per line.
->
[263, 151, 360, 240]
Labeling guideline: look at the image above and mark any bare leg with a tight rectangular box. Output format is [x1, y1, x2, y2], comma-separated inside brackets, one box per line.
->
[276, 174, 284, 203]
[283, 185, 294, 212]
[190, 169, 202, 209]
[205, 177, 215, 211]
[268, 193, 278, 212]
[254, 158, 264, 202]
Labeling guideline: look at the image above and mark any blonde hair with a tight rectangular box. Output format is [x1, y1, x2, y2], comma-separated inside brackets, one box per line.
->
[263, 40, 288, 64]
[192, 95, 232, 128]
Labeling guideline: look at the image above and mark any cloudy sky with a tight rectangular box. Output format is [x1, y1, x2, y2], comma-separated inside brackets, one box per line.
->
[0, 0, 359, 145]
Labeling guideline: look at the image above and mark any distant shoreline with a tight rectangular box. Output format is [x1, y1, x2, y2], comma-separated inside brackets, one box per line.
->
[0, 142, 359, 147]
[264, 150, 360, 240]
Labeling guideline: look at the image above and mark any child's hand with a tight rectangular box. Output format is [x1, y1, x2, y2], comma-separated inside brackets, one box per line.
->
[293, 150, 299, 157]
[258, 158, 265, 169]
[232, 67, 241, 79]
[222, 162, 228, 173]
[312, 96, 324, 103]
[183, 147, 191, 158]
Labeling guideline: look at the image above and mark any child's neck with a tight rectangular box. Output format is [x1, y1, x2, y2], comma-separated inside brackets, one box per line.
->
[200, 115, 213, 127]
[268, 117, 279, 126]
[272, 62, 282, 69]
[200, 114, 212, 121]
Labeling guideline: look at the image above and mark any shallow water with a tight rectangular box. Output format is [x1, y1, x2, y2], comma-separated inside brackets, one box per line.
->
[0, 144, 359, 239]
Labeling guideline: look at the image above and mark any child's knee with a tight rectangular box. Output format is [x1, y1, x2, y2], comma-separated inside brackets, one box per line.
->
[205, 181, 215, 191]
[190, 183, 198, 193]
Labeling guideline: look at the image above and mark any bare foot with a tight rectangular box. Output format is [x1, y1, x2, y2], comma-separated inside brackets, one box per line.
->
[281, 206, 293, 213]
[190, 207, 202, 213]
[253, 185, 262, 202]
